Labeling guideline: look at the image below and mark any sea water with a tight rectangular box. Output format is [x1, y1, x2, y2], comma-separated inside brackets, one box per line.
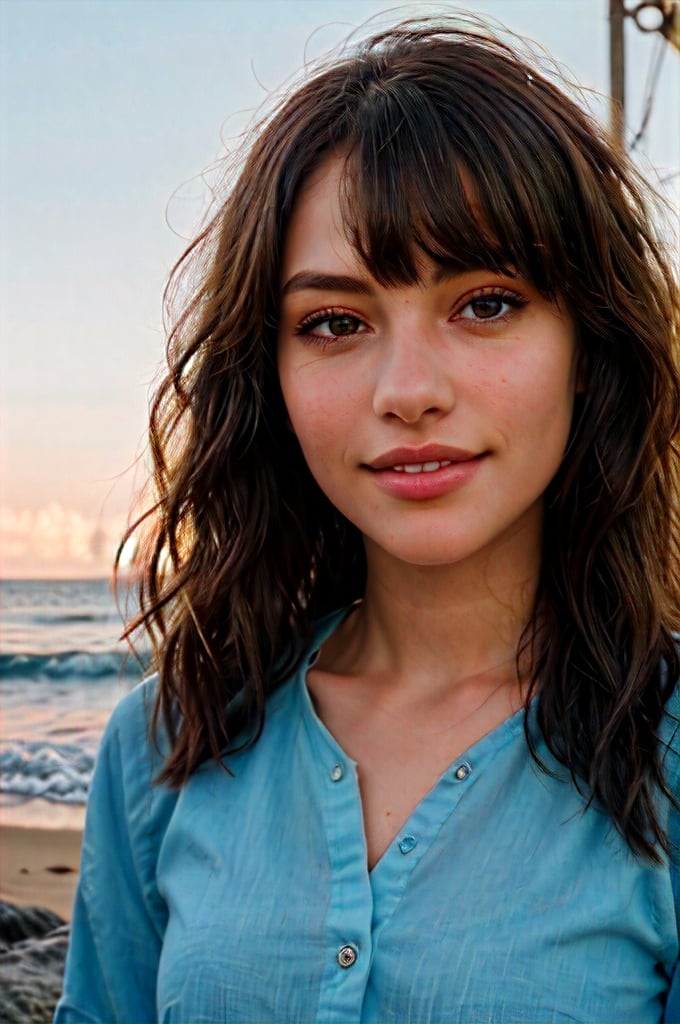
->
[0, 579, 149, 815]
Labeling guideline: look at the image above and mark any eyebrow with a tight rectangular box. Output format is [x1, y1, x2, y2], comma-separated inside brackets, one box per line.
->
[280, 264, 509, 298]
[280, 272, 375, 298]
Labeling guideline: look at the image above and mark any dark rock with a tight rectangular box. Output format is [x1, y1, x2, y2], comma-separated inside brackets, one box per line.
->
[0, 902, 64, 945]
[0, 904, 69, 1024]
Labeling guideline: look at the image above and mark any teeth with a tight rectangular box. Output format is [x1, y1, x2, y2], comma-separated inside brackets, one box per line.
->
[392, 460, 452, 474]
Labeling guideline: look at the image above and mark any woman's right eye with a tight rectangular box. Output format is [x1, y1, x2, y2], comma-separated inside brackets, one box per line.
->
[296, 310, 368, 343]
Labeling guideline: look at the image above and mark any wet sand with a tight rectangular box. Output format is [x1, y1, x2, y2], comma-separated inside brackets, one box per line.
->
[0, 804, 84, 921]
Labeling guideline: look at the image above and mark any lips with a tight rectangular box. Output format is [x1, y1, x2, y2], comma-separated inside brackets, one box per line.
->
[366, 445, 482, 472]
[365, 445, 486, 500]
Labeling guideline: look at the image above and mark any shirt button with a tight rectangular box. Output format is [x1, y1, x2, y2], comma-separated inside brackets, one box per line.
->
[337, 944, 357, 968]
[398, 834, 418, 854]
[330, 764, 344, 782]
[454, 761, 471, 781]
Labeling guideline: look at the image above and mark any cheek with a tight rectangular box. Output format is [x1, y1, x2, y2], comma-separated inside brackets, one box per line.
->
[474, 349, 577, 448]
[280, 366, 360, 454]
[527, 354, 578, 429]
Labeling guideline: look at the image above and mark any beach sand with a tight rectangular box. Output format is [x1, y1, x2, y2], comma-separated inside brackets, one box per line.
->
[0, 803, 84, 921]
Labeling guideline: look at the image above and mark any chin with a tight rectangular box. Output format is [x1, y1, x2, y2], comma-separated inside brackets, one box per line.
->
[363, 532, 488, 570]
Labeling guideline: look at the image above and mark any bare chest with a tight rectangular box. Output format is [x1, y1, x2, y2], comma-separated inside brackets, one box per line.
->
[357, 748, 460, 869]
[354, 723, 503, 869]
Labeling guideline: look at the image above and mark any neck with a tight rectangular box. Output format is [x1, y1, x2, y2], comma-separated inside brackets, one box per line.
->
[320, 519, 541, 701]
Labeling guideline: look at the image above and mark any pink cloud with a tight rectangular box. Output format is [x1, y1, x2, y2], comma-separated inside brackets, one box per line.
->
[0, 503, 127, 579]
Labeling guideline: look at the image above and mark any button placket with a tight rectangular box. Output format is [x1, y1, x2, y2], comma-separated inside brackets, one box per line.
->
[299, 636, 372, 1022]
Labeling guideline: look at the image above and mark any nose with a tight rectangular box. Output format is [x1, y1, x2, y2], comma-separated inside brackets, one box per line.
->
[372, 330, 455, 424]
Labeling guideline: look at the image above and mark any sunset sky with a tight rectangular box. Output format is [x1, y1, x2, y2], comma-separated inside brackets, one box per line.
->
[2, 0, 678, 578]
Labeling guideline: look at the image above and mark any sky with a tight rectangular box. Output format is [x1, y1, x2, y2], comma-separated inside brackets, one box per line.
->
[1, 0, 678, 578]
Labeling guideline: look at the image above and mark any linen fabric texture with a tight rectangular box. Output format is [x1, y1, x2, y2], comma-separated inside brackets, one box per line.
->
[55, 610, 680, 1023]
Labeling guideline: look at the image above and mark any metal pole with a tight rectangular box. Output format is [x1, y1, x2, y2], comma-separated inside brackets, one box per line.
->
[609, 0, 626, 149]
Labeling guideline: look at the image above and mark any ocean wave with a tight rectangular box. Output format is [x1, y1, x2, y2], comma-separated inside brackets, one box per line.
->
[32, 612, 116, 626]
[0, 650, 149, 681]
[0, 741, 95, 804]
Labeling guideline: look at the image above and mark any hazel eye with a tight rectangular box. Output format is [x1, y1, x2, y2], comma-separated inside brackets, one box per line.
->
[325, 314, 362, 336]
[456, 288, 527, 323]
[296, 309, 369, 343]
[468, 295, 506, 319]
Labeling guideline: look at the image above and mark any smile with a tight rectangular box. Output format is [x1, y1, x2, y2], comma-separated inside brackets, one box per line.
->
[392, 461, 452, 473]
[367, 453, 486, 500]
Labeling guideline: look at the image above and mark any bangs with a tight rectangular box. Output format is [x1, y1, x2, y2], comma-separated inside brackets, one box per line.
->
[336, 68, 575, 295]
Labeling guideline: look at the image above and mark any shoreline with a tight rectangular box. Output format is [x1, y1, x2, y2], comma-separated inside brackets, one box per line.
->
[0, 811, 83, 921]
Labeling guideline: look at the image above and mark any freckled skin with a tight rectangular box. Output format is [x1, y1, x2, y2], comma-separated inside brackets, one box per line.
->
[277, 156, 580, 575]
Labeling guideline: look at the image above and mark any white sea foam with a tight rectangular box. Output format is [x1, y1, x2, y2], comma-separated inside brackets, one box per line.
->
[0, 579, 146, 814]
[0, 740, 95, 804]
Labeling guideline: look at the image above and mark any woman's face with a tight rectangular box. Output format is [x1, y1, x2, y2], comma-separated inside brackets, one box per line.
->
[277, 155, 580, 571]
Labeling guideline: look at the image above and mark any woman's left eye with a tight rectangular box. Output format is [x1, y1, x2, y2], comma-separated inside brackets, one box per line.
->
[456, 289, 527, 322]
[320, 314, 363, 336]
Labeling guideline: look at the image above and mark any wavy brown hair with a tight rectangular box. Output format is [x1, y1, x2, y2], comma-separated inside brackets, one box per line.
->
[119, 18, 680, 861]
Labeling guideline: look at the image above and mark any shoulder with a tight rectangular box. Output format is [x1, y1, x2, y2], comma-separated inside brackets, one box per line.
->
[89, 604, 352, 819]
[96, 673, 169, 798]
[105, 672, 162, 751]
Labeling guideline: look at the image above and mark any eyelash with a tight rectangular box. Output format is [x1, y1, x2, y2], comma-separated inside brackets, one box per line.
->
[293, 288, 529, 347]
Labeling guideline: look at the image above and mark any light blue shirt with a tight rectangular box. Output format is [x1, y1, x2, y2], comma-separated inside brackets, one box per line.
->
[56, 610, 680, 1023]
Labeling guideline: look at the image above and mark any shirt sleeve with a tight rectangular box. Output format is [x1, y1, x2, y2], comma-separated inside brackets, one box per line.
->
[54, 679, 177, 1024]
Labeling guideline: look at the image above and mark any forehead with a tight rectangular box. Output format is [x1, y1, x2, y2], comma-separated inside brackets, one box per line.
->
[280, 155, 354, 282]
[280, 153, 496, 290]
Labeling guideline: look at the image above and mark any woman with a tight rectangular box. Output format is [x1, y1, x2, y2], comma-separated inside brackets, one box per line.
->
[56, 17, 680, 1024]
